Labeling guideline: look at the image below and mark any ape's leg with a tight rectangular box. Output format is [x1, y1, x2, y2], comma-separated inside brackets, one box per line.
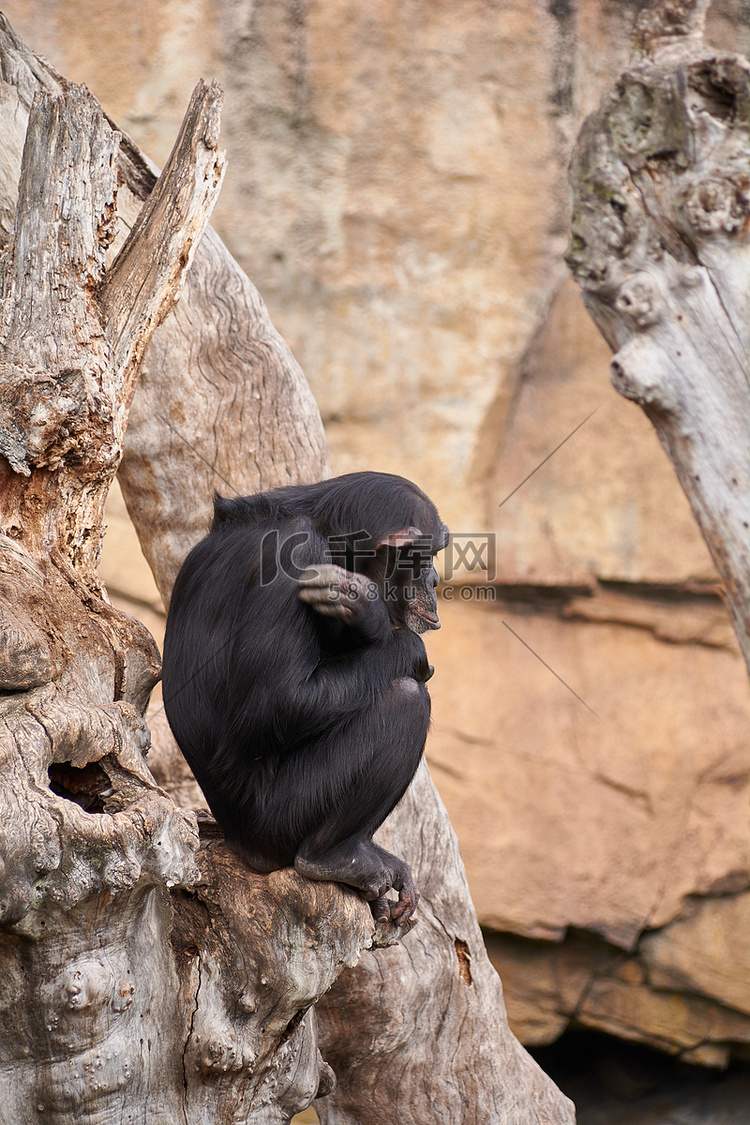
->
[293, 676, 430, 923]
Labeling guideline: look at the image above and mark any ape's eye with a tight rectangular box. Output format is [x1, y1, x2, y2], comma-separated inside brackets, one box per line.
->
[399, 540, 433, 575]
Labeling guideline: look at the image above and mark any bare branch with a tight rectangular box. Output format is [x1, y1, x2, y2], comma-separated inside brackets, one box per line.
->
[100, 79, 226, 407]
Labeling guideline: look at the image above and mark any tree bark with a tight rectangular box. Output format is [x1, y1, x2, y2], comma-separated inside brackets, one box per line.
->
[567, 0, 750, 670]
[0, 15, 574, 1124]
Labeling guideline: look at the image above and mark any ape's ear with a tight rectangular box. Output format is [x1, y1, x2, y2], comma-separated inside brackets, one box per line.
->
[375, 526, 423, 549]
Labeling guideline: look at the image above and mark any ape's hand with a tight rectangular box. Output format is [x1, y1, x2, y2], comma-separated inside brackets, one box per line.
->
[298, 564, 379, 621]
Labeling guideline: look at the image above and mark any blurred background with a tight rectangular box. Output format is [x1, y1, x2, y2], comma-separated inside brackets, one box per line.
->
[6, 1, 750, 1118]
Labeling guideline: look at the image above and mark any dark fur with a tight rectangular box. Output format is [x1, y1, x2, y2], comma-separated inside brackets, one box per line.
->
[162, 471, 448, 922]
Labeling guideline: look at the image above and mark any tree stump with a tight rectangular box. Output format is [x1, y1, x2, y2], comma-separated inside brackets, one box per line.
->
[0, 51, 375, 1124]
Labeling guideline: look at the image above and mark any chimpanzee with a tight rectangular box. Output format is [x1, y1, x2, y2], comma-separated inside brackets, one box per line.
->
[162, 471, 449, 923]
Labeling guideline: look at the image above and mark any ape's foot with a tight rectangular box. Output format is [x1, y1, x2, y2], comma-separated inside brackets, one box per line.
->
[370, 878, 420, 925]
[296, 839, 420, 925]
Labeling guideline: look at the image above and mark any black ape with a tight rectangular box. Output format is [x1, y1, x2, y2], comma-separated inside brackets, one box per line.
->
[162, 472, 448, 923]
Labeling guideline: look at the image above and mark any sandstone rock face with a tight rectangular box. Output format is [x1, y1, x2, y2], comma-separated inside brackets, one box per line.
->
[12, 0, 750, 1071]
[427, 598, 750, 1067]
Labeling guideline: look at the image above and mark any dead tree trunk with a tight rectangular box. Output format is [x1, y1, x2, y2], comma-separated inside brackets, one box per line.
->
[567, 0, 750, 670]
[0, 16, 574, 1124]
[0, 41, 373, 1125]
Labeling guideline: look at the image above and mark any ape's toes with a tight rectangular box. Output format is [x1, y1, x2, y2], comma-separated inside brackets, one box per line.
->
[370, 894, 391, 924]
[390, 883, 420, 924]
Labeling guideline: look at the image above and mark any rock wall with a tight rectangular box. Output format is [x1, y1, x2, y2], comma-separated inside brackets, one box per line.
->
[8, 0, 750, 1068]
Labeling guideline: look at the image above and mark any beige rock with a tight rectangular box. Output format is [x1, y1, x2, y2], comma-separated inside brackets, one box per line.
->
[578, 975, 750, 1063]
[641, 895, 750, 1017]
[486, 899, 750, 1062]
[212, 0, 564, 530]
[484, 930, 620, 1046]
[425, 593, 750, 1060]
[425, 598, 750, 948]
[563, 588, 734, 649]
[485, 280, 717, 586]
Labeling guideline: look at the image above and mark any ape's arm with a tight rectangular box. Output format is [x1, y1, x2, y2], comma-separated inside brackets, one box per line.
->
[252, 604, 431, 744]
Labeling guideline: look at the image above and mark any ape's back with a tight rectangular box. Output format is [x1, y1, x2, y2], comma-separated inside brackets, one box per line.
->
[162, 507, 325, 845]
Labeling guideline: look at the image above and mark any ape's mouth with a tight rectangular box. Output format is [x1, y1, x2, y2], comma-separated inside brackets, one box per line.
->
[412, 608, 440, 633]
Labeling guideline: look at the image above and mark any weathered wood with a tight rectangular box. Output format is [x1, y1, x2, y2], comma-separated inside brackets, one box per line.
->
[100, 79, 225, 414]
[567, 0, 750, 669]
[0, 845, 373, 1123]
[171, 843, 372, 1121]
[0, 68, 223, 584]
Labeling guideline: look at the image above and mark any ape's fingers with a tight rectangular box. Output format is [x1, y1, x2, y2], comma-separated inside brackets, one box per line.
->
[298, 566, 377, 618]
[298, 564, 349, 588]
